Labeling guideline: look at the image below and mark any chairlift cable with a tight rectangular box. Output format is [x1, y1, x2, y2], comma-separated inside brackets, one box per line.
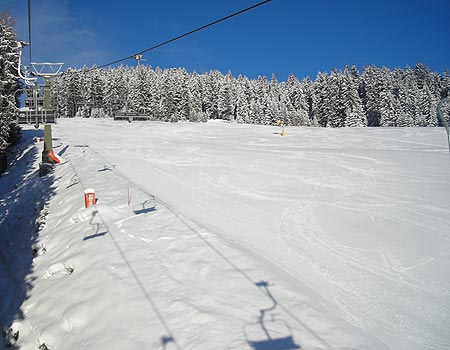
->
[96, 0, 272, 69]
[27, 0, 32, 65]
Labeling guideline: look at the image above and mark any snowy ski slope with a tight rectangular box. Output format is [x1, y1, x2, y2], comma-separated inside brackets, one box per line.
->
[1, 119, 450, 350]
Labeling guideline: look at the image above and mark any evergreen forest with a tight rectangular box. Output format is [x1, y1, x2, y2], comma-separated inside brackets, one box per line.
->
[50, 63, 450, 128]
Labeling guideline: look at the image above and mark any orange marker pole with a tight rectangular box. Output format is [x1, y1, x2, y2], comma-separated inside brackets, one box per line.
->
[84, 188, 96, 208]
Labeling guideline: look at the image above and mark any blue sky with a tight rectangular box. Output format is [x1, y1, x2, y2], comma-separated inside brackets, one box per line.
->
[3, 0, 450, 81]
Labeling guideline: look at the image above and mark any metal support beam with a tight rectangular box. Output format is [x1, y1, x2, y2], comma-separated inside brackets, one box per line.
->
[437, 97, 450, 156]
[44, 77, 50, 110]
[42, 124, 54, 163]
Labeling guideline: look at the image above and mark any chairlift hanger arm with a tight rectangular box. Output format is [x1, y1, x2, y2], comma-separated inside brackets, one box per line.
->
[16, 42, 37, 85]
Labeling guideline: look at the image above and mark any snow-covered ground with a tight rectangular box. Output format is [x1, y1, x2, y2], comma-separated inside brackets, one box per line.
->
[1, 119, 450, 350]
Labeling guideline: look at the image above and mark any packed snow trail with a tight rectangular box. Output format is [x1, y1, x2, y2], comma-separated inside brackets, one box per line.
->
[63, 124, 366, 349]
[57, 119, 450, 350]
[7, 119, 450, 349]
[9, 122, 377, 349]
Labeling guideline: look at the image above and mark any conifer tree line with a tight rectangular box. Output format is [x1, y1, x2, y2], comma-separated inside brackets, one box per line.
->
[50, 62, 450, 127]
[0, 10, 21, 156]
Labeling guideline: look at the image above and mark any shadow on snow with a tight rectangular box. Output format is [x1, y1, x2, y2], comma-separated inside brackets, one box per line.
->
[244, 281, 301, 350]
[0, 128, 56, 348]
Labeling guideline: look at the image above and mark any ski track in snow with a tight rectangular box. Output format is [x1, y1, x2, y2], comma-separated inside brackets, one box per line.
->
[71, 120, 450, 350]
[3, 119, 450, 350]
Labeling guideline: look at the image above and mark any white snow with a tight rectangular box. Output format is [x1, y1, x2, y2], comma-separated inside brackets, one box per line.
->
[1, 119, 450, 350]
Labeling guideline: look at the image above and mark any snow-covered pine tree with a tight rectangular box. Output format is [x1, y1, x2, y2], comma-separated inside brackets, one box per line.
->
[204, 70, 221, 120]
[0, 10, 21, 151]
[279, 82, 306, 126]
[266, 73, 282, 124]
[393, 97, 411, 127]
[104, 66, 126, 117]
[379, 89, 397, 127]
[75, 66, 92, 117]
[145, 66, 157, 116]
[396, 66, 417, 126]
[313, 69, 344, 128]
[235, 75, 252, 123]
[173, 68, 190, 121]
[416, 83, 438, 126]
[187, 72, 206, 122]
[128, 65, 146, 113]
[253, 75, 271, 125]
[300, 77, 315, 125]
[414, 63, 432, 90]
[149, 67, 164, 120]
[287, 73, 300, 108]
[217, 71, 235, 121]
[441, 69, 450, 99]
[312, 71, 330, 127]
[326, 68, 346, 128]
[343, 65, 366, 127]
[249, 98, 263, 125]
[361, 65, 389, 126]
[67, 69, 84, 117]
[287, 74, 310, 125]
[439, 70, 450, 126]
[377, 68, 399, 126]
[159, 68, 178, 122]
[90, 66, 106, 110]
[49, 74, 62, 116]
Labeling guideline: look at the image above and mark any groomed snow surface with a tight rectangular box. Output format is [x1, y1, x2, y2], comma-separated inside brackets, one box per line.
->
[1, 119, 450, 350]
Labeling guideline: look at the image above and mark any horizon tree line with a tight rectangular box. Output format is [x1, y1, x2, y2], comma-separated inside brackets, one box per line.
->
[50, 62, 450, 128]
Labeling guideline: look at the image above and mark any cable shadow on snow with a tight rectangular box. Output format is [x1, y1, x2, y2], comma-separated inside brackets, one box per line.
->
[66, 145, 182, 350]
[93, 211, 182, 350]
[73, 186, 180, 348]
[0, 128, 57, 349]
[81, 143, 331, 349]
[167, 211, 332, 349]
[244, 281, 301, 350]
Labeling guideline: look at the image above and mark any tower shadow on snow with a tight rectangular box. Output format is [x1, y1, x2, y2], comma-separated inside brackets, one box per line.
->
[56, 144, 69, 157]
